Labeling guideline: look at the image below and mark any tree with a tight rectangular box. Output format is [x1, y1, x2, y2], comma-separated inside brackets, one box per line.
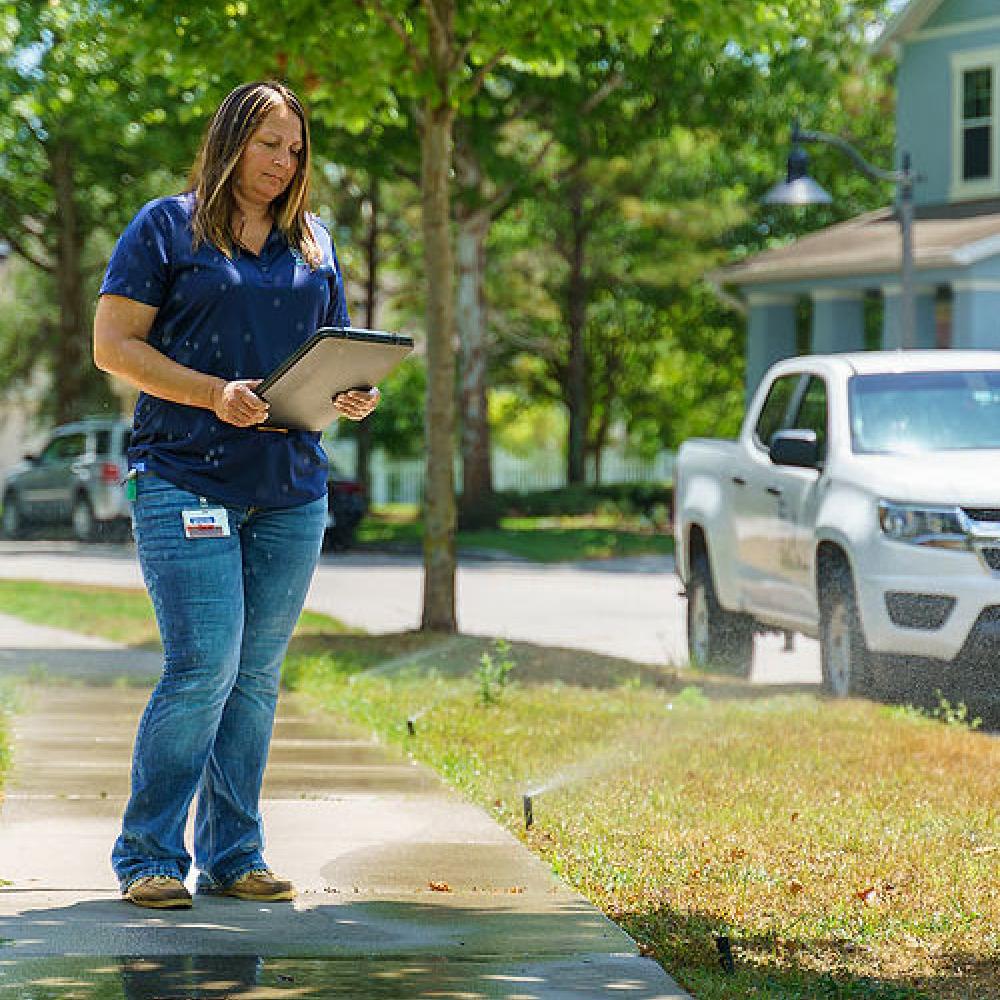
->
[0, 1, 195, 421]
[490, 1, 895, 474]
[299, 0, 665, 627]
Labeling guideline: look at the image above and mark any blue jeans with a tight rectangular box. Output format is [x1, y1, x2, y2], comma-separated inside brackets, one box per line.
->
[112, 473, 327, 891]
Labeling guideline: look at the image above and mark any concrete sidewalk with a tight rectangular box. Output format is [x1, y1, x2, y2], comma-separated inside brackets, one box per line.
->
[0, 612, 690, 998]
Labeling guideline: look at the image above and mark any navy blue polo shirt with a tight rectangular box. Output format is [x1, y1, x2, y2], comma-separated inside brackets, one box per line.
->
[99, 192, 350, 508]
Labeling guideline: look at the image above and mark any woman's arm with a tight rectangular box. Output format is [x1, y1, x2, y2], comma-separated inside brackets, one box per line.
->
[93, 294, 269, 427]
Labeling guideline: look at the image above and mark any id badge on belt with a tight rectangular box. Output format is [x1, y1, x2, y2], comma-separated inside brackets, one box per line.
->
[181, 506, 231, 539]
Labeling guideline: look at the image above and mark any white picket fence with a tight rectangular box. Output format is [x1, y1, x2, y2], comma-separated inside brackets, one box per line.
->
[325, 440, 674, 506]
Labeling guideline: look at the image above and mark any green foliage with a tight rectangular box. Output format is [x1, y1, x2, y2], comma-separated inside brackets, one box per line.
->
[495, 483, 673, 519]
[475, 638, 516, 705]
[0, 256, 51, 392]
[1, 0, 898, 475]
[0, 0, 197, 420]
[924, 691, 983, 731]
[362, 358, 427, 460]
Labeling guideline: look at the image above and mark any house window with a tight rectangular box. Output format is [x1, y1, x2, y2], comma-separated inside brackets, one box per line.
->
[952, 49, 1000, 199]
[962, 67, 993, 181]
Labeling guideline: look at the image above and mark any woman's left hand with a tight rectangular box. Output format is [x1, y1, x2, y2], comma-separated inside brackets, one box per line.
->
[334, 387, 380, 421]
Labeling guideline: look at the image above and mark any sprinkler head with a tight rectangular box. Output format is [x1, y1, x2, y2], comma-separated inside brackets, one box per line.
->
[406, 718, 416, 737]
[523, 794, 533, 830]
[715, 935, 735, 974]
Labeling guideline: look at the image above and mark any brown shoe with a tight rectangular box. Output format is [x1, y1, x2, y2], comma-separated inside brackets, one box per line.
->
[221, 869, 296, 902]
[124, 875, 192, 910]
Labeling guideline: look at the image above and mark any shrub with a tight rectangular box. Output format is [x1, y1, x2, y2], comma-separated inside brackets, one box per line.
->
[494, 483, 673, 519]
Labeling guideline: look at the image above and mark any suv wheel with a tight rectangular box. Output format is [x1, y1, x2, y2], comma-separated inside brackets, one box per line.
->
[71, 494, 98, 542]
[1, 492, 23, 539]
[819, 564, 875, 697]
[687, 550, 754, 677]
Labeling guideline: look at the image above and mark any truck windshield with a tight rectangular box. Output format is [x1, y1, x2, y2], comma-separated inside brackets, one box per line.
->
[849, 370, 1000, 453]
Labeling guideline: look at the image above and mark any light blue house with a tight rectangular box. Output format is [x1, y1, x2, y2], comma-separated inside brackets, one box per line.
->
[713, 0, 1000, 392]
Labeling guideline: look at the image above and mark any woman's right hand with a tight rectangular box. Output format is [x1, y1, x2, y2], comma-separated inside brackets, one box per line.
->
[211, 379, 270, 427]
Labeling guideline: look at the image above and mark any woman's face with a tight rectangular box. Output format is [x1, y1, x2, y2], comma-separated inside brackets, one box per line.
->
[234, 102, 303, 209]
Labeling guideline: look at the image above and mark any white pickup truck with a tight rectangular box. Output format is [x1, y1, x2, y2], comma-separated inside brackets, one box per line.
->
[674, 350, 1000, 699]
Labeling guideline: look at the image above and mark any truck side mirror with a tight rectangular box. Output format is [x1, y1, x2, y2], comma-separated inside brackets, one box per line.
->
[769, 429, 820, 469]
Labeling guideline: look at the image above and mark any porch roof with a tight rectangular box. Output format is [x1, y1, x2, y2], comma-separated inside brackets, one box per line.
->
[874, 0, 943, 56]
[711, 200, 1000, 289]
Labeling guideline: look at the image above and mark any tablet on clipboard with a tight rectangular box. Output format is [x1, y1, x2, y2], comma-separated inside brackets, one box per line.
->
[256, 327, 414, 432]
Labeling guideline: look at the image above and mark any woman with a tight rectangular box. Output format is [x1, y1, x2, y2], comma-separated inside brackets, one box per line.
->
[94, 81, 378, 910]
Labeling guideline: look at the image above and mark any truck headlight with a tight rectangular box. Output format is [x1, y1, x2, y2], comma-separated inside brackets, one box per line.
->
[878, 502, 968, 549]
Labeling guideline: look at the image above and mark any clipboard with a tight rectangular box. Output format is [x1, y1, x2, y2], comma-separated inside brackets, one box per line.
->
[256, 327, 414, 432]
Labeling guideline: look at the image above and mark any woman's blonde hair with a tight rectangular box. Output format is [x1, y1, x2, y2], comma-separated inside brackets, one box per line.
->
[188, 80, 322, 268]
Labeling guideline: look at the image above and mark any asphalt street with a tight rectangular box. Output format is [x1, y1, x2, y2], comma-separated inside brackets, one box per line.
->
[0, 540, 822, 685]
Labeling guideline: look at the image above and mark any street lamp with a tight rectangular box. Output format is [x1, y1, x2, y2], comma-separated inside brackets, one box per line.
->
[764, 121, 917, 350]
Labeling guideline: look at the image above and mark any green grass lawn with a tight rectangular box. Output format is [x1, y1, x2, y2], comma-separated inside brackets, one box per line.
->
[357, 507, 674, 562]
[0, 580, 355, 648]
[0, 677, 17, 797]
[0, 581, 996, 999]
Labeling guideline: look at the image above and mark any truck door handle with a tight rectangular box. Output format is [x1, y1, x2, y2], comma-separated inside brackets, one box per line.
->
[766, 486, 783, 497]
[731, 476, 746, 486]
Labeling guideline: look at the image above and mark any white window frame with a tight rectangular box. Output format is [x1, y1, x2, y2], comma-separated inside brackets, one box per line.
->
[951, 47, 1000, 201]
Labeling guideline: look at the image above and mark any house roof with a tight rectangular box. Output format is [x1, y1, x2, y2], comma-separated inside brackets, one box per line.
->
[874, 0, 944, 55]
[711, 200, 1000, 289]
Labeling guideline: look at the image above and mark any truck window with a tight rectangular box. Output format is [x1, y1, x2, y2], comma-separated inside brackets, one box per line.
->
[792, 376, 828, 462]
[754, 374, 801, 449]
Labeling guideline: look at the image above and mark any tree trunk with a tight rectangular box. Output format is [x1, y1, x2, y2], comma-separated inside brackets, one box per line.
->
[566, 177, 588, 484]
[355, 177, 379, 497]
[420, 0, 458, 632]
[455, 192, 495, 530]
[50, 136, 95, 424]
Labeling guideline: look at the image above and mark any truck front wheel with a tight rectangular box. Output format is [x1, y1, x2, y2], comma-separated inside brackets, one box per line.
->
[819, 565, 875, 698]
[687, 552, 754, 677]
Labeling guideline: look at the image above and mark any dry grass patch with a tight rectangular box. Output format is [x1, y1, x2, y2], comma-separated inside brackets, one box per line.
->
[283, 643, 1000, 1000]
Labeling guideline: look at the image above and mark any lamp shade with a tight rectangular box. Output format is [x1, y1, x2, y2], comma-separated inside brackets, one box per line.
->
[763, 140, 833, 205]
[763, 175, 833, 205]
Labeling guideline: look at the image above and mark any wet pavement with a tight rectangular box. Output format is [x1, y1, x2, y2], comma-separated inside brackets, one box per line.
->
[0, 618, 689, 999]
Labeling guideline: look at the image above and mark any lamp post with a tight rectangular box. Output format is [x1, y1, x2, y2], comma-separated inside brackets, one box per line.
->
[764, 122, 917, 350]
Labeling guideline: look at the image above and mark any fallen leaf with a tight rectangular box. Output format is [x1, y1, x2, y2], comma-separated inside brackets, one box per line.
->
[788, 879, 804, 894]
[428, 881, 451, 892]
[856, 886, 878, 905]
[790, 811, 800, 823]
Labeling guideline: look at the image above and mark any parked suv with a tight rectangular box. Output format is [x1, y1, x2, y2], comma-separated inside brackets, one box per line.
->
[1, 418, 368, 548]
[1, 418, 131, 541]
